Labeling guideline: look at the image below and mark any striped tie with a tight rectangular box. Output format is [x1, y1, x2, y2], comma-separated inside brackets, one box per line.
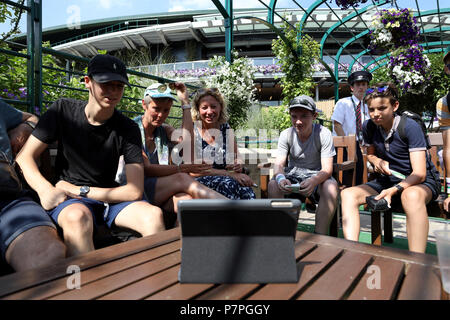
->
[355, 101, 362, 135]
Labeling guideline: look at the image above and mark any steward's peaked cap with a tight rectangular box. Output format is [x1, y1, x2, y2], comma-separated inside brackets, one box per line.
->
[348, 70, 372, 85]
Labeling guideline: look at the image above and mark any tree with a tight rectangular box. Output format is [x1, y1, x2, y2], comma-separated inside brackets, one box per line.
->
[205, 50, 257, 129]
[272, 20, 320, 106]
[0, 0, 25, 44]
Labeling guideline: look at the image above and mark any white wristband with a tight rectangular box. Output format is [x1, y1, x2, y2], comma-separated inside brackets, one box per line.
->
[276, 174, 286, 184]
[181, 105, 191, 110]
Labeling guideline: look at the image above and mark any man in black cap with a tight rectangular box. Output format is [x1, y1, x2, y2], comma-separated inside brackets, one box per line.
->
[17, 54, 165, 257]
[331, 70, 372, 185]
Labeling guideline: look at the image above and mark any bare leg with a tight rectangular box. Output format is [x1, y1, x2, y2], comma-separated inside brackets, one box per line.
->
[162, 193, 192, 227]
[268, 179, 284, 198]
[401, 185, 432, 253]
[314, 179, 339, 235]
[341, 184, 376, 241]
[162, 193, 193, 214]
[114, 201, 165, 237]
[58, 203, 95, 257]
[153, 173, 227, 205]
[5, 226, 66, 272]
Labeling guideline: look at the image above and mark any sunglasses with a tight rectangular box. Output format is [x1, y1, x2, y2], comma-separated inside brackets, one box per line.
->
[365, 86, 389, 95]
[446, 63, 450, 69]
[155, 84, 168, 93]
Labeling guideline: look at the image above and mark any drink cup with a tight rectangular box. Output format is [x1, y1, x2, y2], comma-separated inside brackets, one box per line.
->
[435, 228, 450, 293]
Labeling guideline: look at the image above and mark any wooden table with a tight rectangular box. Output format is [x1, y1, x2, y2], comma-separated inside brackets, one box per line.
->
[0, 227, 448, 300]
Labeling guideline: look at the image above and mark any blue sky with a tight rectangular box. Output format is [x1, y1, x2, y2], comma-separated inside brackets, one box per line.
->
[0, 0, 440, 34]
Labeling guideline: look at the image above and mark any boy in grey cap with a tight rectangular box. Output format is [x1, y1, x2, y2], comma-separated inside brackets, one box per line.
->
[268, 95, 339, 235]
[17, 54, 165, 257]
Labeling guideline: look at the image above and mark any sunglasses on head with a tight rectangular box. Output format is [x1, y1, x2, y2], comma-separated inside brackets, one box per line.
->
[155, 84, 168, 93]
[365, 86, 389, 95]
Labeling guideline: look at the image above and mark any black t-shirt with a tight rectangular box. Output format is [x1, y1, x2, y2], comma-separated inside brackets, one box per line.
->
[33, 98, 143, 188]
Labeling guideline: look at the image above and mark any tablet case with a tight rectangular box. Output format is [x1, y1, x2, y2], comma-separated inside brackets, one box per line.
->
[178, 199, 301, 283]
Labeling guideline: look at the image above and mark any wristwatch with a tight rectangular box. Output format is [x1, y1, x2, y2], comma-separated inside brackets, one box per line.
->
[79, 185, 90, 197]
[181, 105, 191, 110]
[394, 184, 404, 193]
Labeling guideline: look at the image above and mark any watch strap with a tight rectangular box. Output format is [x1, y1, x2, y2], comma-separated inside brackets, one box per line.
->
[394, 184, 404, 193]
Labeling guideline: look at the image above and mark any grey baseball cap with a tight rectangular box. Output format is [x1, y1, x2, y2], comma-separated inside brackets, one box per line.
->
[288, 95, 317, 112]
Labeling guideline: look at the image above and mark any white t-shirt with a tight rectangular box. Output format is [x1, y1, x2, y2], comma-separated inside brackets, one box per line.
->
[331, 95, 369, 139]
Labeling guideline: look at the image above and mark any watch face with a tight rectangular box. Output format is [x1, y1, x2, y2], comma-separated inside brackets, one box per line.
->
[80, 186, 90, 196]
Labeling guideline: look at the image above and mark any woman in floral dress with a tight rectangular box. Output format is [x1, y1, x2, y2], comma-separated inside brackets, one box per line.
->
[190, 88, 256, 200]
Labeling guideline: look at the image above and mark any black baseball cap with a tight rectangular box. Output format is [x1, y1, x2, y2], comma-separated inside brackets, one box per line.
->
[87, 54, 130, 86]
[348, 70, 372, 86]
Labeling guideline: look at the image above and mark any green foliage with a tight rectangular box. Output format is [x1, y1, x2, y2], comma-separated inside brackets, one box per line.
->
[0, 43, 164, 119]
[262, 106, 292, 131]
[371, 52, 450, 115]
[272, 21, 320, 105]
[0, 0, 25, 43]
[205, 50, 257, 129]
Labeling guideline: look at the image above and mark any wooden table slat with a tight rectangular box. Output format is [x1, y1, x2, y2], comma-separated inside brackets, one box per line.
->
[247, 245, 343, 300]
[295, 231, 439, 267]
[297, 250, 372, 300]
[49, 251, 181, 300]
[179, 235, 319, 301]
[196, 284, 261, 300]
[347, 256, 405, 300]
[0, 227, 181, 298]
[146, 283, 215, 300]
[99, 265, 180, 300]
[397, 264, 442, 300]
[2, 240, 181, 300]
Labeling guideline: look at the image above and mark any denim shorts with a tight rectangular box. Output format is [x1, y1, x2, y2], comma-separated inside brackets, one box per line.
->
[366, 171, 441, 202]
[144, 176, 157, 204]
[47, 197, 140, 228]
[0, 197, 56, 261]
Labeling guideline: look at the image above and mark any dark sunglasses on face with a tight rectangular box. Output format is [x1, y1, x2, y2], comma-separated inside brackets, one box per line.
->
[446, 63, 450, 69]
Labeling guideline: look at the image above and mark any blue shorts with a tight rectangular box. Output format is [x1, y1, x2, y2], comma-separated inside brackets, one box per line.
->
[144, 177, 157, 204]
[0, 197, 56, 261]
[47, 197, 140, 228]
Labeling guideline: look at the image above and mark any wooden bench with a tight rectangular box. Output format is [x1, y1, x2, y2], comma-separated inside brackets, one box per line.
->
[258, 135, 357, 237]
[367, 132, 449, 245]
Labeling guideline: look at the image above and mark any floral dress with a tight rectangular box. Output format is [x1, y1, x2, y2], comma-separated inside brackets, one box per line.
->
[194, 122, 255, 200]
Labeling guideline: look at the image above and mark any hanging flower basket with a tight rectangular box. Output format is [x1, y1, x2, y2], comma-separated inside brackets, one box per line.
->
[388, 45, 431, 94]
[333, 0, 368, 10]
[368, 8, 420, 54]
